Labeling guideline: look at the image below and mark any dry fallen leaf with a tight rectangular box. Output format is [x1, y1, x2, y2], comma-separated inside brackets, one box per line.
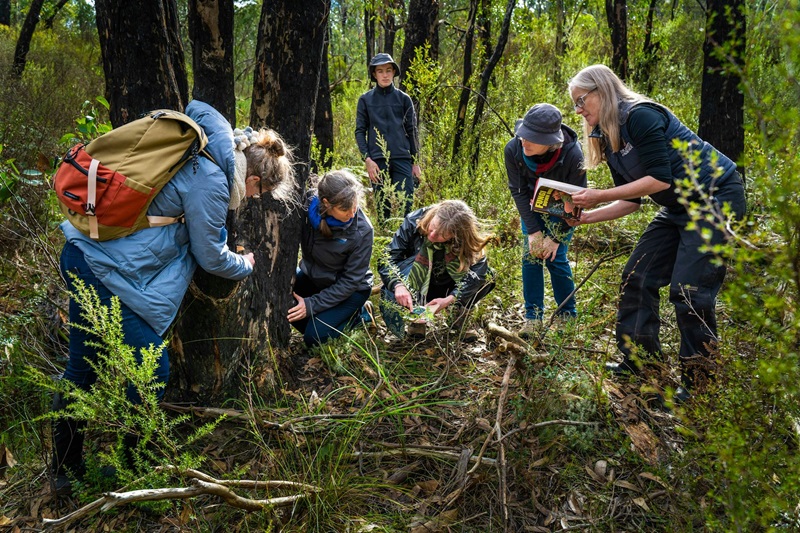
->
[416, 479, 439, 493]
[633, 497, 650, 511]
[614, 479, 640, 491]
[639, 471, 670, 489]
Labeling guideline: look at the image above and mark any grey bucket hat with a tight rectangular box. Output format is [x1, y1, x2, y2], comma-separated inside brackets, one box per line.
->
[514, 103, 564, 145]
[368, 53, 400, 80]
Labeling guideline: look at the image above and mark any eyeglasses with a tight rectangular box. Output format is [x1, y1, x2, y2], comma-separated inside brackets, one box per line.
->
[573, 88, 596, 110]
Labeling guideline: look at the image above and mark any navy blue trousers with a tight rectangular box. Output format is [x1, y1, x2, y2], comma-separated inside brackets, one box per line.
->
[291, 271, 371, 346]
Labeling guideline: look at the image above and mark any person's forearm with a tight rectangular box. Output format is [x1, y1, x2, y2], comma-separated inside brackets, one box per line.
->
[599, 176, 669, 202]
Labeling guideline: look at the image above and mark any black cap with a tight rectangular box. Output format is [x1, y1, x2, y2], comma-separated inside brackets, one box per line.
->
[368, 53, 400, 81]
[514, 103, 564, 145]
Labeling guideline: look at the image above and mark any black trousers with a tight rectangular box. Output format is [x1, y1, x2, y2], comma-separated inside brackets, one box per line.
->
[616, 177, 746, 384]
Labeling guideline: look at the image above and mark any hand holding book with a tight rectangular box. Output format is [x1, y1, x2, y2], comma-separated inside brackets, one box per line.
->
[530, 177, 585, 220]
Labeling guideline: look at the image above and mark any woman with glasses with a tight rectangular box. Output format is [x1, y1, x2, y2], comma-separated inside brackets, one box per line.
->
[505, 103, 587, 339]
[566, 64, 746, 403]
[378, 200, 495, 341]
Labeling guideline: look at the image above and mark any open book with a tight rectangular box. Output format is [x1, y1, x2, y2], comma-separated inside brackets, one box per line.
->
[530, 177, 584, 220]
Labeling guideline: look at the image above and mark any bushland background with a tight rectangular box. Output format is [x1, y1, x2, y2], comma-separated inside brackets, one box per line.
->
[1, 0, 799, 531]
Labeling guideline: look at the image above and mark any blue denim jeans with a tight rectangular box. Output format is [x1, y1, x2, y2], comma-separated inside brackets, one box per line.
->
[521, 217, 577, 321]
[373, 157, 415, 220]
[60, 241, 170, 404]
[291, 271, 371, 346]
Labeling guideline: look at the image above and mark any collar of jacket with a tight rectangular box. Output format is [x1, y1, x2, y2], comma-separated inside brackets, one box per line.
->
[376, 83, 396, 95]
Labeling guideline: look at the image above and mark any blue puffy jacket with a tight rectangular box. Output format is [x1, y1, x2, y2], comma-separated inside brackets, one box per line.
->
[61, 100, 253, 335]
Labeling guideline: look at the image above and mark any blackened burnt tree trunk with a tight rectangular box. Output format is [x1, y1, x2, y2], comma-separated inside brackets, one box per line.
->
[95, 0, 188, 126]
[169, 0, 330, 403]
[399, 0, 439, 89]
[470, 0, 515, 170]
[314, 25, 334, 171]
[365, 0, 376, 66]
[0, 0, 9, 27]
[451, 0, 478, 163]
[698, 0, 745, 175]
[11, 0, 45, 78]
[188, 0, 235, 123]
[605, 0, 628, 80]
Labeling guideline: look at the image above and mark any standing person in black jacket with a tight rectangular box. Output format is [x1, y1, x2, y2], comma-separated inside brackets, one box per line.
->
[506, 104, 587, 339]
[355, 53, 421, 222]
[288, 170, 374, 346]
[378, 200, 495, 341]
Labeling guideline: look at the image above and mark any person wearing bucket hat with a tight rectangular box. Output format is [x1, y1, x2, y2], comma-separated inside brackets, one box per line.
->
[356, 53, 421, 222]
[505, 103, 586, 340]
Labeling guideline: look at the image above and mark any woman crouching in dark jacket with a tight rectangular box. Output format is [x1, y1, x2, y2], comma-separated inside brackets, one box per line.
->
[288, 170, 374, 346]
[378, 200, 495, 341]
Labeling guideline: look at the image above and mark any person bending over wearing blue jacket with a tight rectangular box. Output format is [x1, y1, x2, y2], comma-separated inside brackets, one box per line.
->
[506, 103, 587, 339]
[288, 170, 375, 346]
[355, 53, 421, 221]
[53, 100, 294, 494]
[379, 200, 495, 342]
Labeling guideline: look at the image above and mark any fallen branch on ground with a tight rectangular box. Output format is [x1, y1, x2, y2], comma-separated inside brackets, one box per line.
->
[42, 466, 321, 530]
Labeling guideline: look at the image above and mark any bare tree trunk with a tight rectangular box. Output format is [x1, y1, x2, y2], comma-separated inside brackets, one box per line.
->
[11, 0, 45, 78]
[605, 0, 628, 80]
[313, 20, 334, 171]
[95, 0, 188, 126]
[399, 0, 439, 89]
[698, 0, 745, 176]
[633, 0, 659, 93]
[470, 0, 515, 170]
[0, 0, 9, 27]
[365, 0, 375, 66]
[188, 0, 235, 123]
[43, 0, 70, 29]
[477, 0, 491, 69]
[381, 0, 403, 57]
[168, 0, 330, 404]
[451, 0, 478, 163]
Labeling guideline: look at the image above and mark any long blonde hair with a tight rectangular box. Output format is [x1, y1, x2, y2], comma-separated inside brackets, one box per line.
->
[568, 64, 650, 168]
[417, 200, 492, 271]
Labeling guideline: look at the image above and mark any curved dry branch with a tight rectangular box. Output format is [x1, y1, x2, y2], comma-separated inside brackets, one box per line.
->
[42, 466, 321, 530]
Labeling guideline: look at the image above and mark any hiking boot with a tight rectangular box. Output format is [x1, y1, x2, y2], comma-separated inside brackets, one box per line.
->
[407, 319, 427, 339]
[518, 319, 543, 340]
[604, 359, 639, 376]
[361, 301, 377, 333]
[673, 386, 691, 405]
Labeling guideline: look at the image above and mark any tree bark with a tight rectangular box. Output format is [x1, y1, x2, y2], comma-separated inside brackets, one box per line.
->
[11, 0, 45, 78]
[189, 0, 235, 123]
[168, 0, 330, 404]
[43, 0, 70, 29]
[399, 0, 439, 89]
[313, 19, 334, 172]
[95, 0, 188, 126]
[0, 0, 9, 27]
[451, 0, 478, 163]
[365, 0, 375, 66]
[634, 0, 659, 93]
[698, 0, 745, 175]
[605, 0, 628, 80]
[381, 0, 403, 57]
[470, 0, 515, 170]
